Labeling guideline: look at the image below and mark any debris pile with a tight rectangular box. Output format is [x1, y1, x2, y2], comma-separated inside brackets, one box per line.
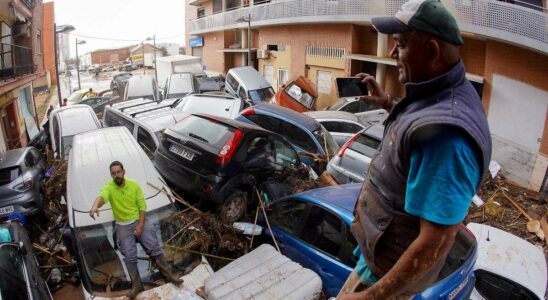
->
[468, 173, 548, 256]
[29, 155, 78, 293]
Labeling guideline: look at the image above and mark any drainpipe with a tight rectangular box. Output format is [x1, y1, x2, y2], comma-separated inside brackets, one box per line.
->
[375, 33, 388, 87]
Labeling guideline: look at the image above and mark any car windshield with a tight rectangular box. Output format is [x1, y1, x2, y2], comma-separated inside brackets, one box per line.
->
[0, 167, 20, 185]
[313, 126, 339, 158]
[248, 87, 275, 102]
[284, 83, 315, 109]
[74, 204, 192, 294]
[325, 98, 349, 111]
[169, 116, 234, 149]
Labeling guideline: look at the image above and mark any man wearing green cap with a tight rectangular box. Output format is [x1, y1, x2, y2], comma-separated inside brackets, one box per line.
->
[340, 0, 491, 299]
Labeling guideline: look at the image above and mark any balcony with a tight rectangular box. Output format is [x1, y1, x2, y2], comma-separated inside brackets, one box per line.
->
[0, 43, 35, 81]
[189, 0, 547, 54]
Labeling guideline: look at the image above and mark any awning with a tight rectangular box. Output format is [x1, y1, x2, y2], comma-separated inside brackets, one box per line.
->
[346, 53, 484, 83]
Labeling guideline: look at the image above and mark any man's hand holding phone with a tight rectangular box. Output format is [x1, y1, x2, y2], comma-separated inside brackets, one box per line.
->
[356, 73, 395, 111]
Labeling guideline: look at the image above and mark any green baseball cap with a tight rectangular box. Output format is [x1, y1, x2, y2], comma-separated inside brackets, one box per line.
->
[371, 0, 464, 45]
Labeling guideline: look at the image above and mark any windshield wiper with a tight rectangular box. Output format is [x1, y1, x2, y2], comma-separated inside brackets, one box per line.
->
[189, 133, 209, 143]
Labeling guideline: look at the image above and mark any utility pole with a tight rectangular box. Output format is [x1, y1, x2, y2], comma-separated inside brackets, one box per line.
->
[142, 42, 145, 75]
[53, 22, 62, 106]
[153, 35, 157, 83]
[75, 38, 81, 90]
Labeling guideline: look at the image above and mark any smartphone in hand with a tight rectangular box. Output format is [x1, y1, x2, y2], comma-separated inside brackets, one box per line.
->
[336, 77, 369, 98]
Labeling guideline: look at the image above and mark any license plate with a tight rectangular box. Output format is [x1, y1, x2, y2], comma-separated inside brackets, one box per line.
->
[0, 206, 14, 215]
[169, 144, 195, 161]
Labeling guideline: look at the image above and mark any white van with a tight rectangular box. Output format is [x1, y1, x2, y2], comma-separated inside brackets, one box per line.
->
[225, 66, 274, 104]
[103, 104, 189, 157]
[123, 74, 160, 101]
[48, 104, 101, 159]
[67, 127, 212, 299]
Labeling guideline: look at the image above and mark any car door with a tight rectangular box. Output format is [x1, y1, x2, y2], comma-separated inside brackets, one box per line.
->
[296, 204, 356, 297]
[136, 126, 157, 159]
[265, 199, 312, 265]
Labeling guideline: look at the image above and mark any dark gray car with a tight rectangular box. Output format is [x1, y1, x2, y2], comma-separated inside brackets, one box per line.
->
[0, 147, 45, 218]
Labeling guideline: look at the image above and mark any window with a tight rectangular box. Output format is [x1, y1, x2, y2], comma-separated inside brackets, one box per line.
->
[300, 205, 357, 266]
[272, 138, 299, 168]
[24, 152, 34, 167]
[247, 115, 317, 153]
[269, 200, 311, 236]
[36, 29, 42, 53]
[197, 8, 205, 18]
[226, 73, 239, 93]
[104, 111, 135, 134]
[169, 115, 234, 149]
[284, 83, 315, 109]
[238, 86, 247, 99]
[137, 127, 157, 156]
[267, 44, 285, 52]
[244, 136, 273, 169]
[248, 87, 274, 102]
[0, 245, 29, 300]
[317, 70, 332, 94]
[213, 0, 222, 13]
[277, 68, 288, 87]
[1, 22, 13, 71]
[349, 134, 381, 158]
[321, 121, 363, 134]
[53, 117, 60, 150]
[30, 148, 41, 165]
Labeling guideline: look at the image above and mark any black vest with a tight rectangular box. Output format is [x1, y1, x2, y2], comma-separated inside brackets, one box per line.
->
[351, 61, 492, 293]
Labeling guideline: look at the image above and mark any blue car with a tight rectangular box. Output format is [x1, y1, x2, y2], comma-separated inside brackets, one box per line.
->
[260, 184, 477, 299]
[236, 103, 339, 172]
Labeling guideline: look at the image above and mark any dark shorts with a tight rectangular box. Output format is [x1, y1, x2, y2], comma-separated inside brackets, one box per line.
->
[115, 219, 163, 264]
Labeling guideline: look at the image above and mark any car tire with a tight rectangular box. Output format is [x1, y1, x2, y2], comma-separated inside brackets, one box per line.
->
[220, 190, 247, 223]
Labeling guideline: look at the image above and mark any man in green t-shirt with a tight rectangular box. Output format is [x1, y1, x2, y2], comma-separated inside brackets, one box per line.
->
[89, 161, 182, 298]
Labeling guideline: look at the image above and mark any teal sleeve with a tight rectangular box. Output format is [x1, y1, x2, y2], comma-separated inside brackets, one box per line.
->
[405, 127, 481, 225]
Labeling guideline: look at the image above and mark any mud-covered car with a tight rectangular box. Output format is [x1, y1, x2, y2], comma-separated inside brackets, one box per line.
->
[154, 114, 305, 222]
[0, 147, 45, 218]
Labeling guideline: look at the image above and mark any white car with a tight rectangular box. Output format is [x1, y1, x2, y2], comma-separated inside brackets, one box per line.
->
[175, 94, 248, 119]
[322, 96, 388, 124]
[67, 127, 214, 299]
[123, 74, 160, 101]
[48, 104, 101, 159]
[304, 110, 371, 146]
[467, 223, 547, 300]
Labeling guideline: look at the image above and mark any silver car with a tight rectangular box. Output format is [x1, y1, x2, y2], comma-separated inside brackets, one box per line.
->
[0, 147, 45, 217]
[304, 110, 370, 146]
[321, 97, 388, 124]
[326, 125, 383, 184]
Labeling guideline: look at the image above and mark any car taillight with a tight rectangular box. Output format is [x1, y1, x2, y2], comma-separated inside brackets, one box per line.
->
[14, 178, 33, 191]
[240, 107, 255, 116]
[217, 130, 244, 165]
[337, 133, 360, 157]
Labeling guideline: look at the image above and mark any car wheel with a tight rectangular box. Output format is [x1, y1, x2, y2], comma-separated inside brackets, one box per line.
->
[220, 190, 247, 223]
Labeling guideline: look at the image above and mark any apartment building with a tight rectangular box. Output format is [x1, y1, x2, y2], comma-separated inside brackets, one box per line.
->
[83, 46, 131, 67]
[185, 0, 548, 191]
[0, 0, 46, 152]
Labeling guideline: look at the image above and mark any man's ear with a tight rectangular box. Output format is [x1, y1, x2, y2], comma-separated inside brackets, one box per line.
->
[427, 39, 441, 66]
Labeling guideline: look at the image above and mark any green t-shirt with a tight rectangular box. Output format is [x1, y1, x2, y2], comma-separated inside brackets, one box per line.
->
[98, 178, 147, 222]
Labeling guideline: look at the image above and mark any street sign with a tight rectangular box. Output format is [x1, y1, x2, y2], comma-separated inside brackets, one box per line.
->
[189, 37, 204, 48]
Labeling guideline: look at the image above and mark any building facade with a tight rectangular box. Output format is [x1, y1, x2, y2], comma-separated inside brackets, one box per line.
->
[185, 0, 548, 191]
[82, 46, 131, 67]
[0, 0, 46, 151]
[41, 1, 54, 85]
[157, 42, 181, 56]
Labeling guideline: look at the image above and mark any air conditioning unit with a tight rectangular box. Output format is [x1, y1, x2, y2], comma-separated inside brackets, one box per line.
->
[257, 49, 269, 59]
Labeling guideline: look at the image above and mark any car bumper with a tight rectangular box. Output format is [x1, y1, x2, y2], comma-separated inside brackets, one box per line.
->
[0, 189, 43, 218]
[154, 151, 223, 204]
[326, 158, 365, 184]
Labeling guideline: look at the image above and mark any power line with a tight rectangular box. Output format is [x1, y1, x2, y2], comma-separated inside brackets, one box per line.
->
[41, 28, 185, 42]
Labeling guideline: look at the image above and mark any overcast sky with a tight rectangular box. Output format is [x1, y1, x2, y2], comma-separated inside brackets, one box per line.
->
[47, 0, 186, 56]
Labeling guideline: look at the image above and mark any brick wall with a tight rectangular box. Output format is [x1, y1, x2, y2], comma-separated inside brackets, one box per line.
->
[201, 31, 226, 73]
[32, 0, 44, 74]
[42, 2, 55, 85]
[461, 36, 486, 76]
[91, 48, 130, 65]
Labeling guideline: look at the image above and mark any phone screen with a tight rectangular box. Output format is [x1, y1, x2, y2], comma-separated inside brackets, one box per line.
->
[336, 77, 369, 97]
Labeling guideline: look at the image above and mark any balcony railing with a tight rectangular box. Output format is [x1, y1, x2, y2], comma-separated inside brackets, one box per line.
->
[0, 43, 35, 81]
[189, 0, 547, 54]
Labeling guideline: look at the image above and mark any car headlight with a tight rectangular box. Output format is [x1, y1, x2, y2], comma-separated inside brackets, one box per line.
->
[14, 178, 33, 191]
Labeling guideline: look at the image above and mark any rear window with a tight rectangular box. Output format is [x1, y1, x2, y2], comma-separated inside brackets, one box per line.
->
[167, 74, 195, 98]
[169, 116, 235, 148]
[349, 134, 381, 157]
[248, 87, 274, 102]
[0, 167, 20, 185]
